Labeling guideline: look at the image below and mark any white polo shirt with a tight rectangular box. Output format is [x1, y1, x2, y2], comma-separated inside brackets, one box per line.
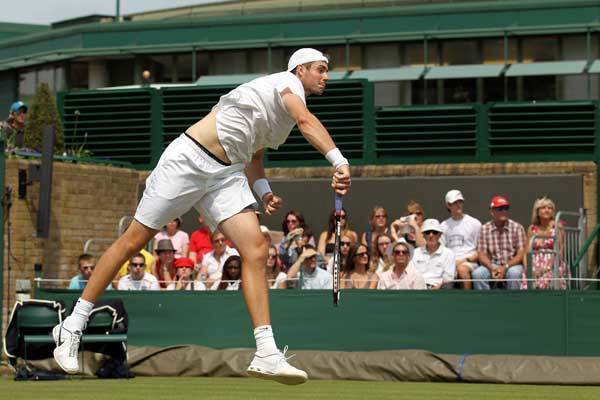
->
[441, 214, 482, 260]
[301, 267, 333, 290]
[118, 272, 160, 291]
[201, 246, 240, 280]
[408, 244, 456, 287]
[216, 71, 306, 164]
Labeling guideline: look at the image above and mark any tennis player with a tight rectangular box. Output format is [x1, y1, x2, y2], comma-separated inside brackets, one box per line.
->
[52, 48, 350, 385]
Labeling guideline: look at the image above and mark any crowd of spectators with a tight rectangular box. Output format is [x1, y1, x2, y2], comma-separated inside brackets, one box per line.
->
[67, 190, 568, 292]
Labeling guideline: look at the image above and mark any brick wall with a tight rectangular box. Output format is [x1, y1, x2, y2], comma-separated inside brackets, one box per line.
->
[2, 159, 144, 329]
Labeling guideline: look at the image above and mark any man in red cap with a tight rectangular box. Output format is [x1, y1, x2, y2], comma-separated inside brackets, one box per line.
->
[473, 196, 526, 290]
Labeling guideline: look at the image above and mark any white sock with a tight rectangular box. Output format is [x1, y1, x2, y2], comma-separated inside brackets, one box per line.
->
[63, 298, 94, 332]
[254, 325, 278, 356]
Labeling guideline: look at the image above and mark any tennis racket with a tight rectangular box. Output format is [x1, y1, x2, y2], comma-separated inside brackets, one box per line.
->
[332, 194, 343, 306]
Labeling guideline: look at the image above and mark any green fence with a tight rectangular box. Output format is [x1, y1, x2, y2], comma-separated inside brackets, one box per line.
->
[58, 82, 600, 170]
[35, 289, 600, 356]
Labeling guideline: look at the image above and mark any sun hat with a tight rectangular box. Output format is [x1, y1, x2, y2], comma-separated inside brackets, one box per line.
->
[421, 218, 444, 233]
[490, 196, 510, 208]
[174, 257, 195, 269]
[445, 189, 464, 205]
[155, 239, 175, 252]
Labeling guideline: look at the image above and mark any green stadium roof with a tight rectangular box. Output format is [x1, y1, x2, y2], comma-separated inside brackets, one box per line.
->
[425, 64, 505, 80]
[505, 60, 588, 77]
[1, 0, 600, 72]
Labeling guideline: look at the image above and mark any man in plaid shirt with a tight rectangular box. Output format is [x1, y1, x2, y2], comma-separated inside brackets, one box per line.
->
[472, 196, 526, 290]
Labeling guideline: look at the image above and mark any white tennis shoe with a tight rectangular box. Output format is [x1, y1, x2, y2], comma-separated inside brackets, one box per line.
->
[52, 323, 82, 374]
[247, 346, 308, 385]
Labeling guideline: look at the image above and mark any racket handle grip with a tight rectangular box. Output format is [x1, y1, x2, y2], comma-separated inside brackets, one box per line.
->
[335, 194, 343, 213]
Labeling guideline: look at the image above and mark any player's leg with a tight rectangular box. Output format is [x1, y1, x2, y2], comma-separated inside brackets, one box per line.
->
[218, 210, 307, 385]
[53, 220, 157, 373]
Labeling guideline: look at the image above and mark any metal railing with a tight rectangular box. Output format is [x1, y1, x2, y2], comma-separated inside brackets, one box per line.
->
[526, 208, 587, 290]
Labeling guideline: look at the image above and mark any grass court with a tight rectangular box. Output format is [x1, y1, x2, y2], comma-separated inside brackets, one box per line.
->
[2, 376, 600, 400]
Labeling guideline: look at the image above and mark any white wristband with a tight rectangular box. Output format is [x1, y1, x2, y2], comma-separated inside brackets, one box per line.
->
[253, 178, 272, 199]
[325, 147, 349, 169]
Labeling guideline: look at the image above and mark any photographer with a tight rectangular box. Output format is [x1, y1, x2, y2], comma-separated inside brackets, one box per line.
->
[278, 226, 320, 270]
[0, 101, 27, 148]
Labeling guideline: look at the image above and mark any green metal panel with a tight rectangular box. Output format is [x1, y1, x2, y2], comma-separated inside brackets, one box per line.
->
[160, 85, 231, 148]
[195, 74, 263, 86]
[586, 60, 600, 74]
[505, 61, 588, 77]
[487, 101, 596, 158]
[425, 64, 505, 80]
[265, 80, 369, 166]
[375, 104, 478, 163]
[61, 88, 154, 168]
[34, 289, 589, 356]
[350, 67, 424, 82]
[0, 70, 16, 114]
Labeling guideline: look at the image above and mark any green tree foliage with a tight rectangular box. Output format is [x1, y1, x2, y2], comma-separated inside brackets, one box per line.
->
[24, 83, 64, 153]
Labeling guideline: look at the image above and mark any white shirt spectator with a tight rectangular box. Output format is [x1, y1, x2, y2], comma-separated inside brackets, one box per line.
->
[201, 246, 240, 280]
[118, 272, 160, 291]
[166, 280, 207, 291]
[409, 245, 456, 287]
[301, 267, 333, 290]
[270, 272, 288, 289]
[154, 230, 190, 259]
[441, 214, 482, 260]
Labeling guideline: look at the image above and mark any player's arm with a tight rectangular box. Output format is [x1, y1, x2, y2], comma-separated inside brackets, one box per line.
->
[281, 91, 351, 195]
[245, 149, 282, 215]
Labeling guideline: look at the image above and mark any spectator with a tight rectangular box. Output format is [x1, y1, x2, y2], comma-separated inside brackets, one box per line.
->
[188, 215, 213, 266]
[211, 255, 242, 291]
[117, 220, 154, 278]
[260, 225, 273, 246]
[117, 253, 160, 291]
[341, 243, 378, 289]
[361, 206, 389, 253]
[167, 257, 206, 291]
[370, 233, 393, 276]
[378, 240, 426, 290]
[409, 219, 455, 290]
[0, 101, 27, 148]
[153, 218, 189, 258]
[523, 196, 566, 289]
[390, 200, 425, 248]
[474, 196, 526, 290]
[441, 190, 482, 290]
[278, 211, 313, 258]
[287, 246, 332, 290]
[318, 208, 358, 262]
[279, 226, 322, 270]
[199, 230, 239, 287]
[153, 239, 177, 289]
[68, 254, 112, 290]
[325, 234, 352, 274]
[267, 245, 287, 289]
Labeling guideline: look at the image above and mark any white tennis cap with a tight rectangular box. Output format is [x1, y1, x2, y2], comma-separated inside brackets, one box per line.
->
[287, 48, 328, 72]
[445, 189, 464, 205]
[422, 218, 444, 233]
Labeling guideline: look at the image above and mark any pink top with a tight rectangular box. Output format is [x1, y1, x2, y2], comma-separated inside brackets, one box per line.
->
[154, 230, 190, 259]
[377, 264, 426, 290]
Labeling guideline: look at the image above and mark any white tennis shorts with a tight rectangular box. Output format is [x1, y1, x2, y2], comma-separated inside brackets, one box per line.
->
[134, 133, 257, 231]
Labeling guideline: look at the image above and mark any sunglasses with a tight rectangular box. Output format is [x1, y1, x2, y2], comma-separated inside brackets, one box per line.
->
[81, 266, 95, 271]
[226, 265, 241, 269]
[213, 238, 226, 243]
[339, 215, 347, 220]
[423, 231, 440, 236]
[130, 263, 145, 268]
[393, 250, 409, 255]
[494, 205, 510, 212]
[355, 252, 368, 257]
[286, 219, 298, 224]
[268, 254, 277, 259]
[341, 241, 351, 247]
[374, 214, 387, 219]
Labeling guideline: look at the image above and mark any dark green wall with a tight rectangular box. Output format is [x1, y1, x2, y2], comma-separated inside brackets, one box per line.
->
[36, 289, 600, 356]
[0, 70, 16, 115]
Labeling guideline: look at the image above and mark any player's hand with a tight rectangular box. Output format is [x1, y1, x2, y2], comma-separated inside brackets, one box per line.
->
[331, 164, 351, 196]
[262, 192, 283, 215]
